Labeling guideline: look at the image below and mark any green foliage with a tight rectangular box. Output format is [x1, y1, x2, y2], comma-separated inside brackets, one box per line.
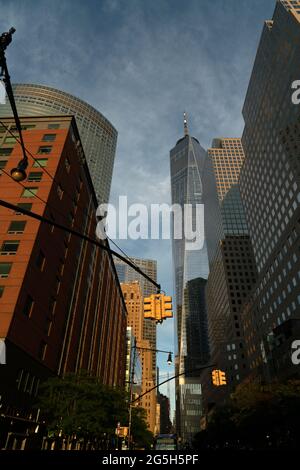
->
[37, 371, 128, 439]
[193, 380, 300, 449]
[36, 371, 153, 449]
[131, 407, 153, 449]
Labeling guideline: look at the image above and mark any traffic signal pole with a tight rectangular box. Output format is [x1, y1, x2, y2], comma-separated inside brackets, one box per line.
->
[130, 363, 216, 405]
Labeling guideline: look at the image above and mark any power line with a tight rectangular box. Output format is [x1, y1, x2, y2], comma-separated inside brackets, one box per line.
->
[0, 198, 161, 290]
[0, 119, 143, 275]
[131, 364, 216, 404]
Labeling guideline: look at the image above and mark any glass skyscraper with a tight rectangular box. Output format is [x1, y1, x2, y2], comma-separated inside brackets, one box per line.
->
[0, 83, 117, 203]
[170, 116, 209, 441]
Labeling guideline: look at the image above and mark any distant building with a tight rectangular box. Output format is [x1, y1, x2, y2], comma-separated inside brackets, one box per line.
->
[126, 327, 142, 400]
[114, 257, 157, 382]
[121, 282, 156, 434]
[0, 83, 118, 203]
[0, 115, 127, 449]
[157, 392, 172, 434]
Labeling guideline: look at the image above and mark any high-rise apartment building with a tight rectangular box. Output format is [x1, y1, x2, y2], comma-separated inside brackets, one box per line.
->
[121, 282, 156, 434]
[0, 115, 127, 448]
[114, 257, 157, 381]
[170, 116, 209, 442]
[239, 0, 300, 380]
[0, 83, 118, 203]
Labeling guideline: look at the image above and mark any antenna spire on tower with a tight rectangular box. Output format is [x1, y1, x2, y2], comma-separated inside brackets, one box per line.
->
[183, 111, 189, 136]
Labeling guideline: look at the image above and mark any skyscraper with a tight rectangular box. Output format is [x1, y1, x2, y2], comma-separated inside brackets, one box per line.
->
[0, 83, 117, 203]
[201, 138, 257, 408]
[170, 115, 209, 441]
[239, 0, 300, 380]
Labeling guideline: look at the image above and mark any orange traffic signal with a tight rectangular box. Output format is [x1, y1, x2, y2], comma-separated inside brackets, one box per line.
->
[212, 369, 227, 386]
[143, 294, 173, 323]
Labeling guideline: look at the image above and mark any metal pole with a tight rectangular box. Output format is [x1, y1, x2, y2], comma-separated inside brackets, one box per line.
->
[127, 338, 136, 449]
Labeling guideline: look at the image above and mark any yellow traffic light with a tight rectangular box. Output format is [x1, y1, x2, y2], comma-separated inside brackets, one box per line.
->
[154, 294, 162, 322]
[212, 369, 227, 386]
[144, 296, 155, 319]
[219, 370, 227, 385]
[212, 369, 220, 386]
[161, 295, 173, 320]
[143, 294, 173, 323]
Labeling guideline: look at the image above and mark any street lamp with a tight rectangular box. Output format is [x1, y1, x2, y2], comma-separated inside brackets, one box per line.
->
[0, 28, 29, 182]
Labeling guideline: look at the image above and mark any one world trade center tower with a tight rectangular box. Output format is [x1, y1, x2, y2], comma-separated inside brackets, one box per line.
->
[170, 114, 209, 442]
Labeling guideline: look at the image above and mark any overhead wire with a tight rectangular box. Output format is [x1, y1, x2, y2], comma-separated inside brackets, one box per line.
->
[0, 120, 145, 276]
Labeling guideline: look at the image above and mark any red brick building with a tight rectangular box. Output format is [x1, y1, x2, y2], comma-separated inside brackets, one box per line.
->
[0, 115, 127, 446]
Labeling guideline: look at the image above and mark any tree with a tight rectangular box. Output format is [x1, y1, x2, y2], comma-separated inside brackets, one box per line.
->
[193, 380, 300, 450]
[36, 371, 128, 448]
[131, 407, 153, 449]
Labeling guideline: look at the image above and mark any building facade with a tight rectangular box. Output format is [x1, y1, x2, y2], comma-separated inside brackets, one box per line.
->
[170, 116, 210, 442]
[114, 257, 157, 382]
[0, 115, 127, 448]
[239, 0, 300, 380]
[121, 282, 156, 434]
[0, 83, 118, 203]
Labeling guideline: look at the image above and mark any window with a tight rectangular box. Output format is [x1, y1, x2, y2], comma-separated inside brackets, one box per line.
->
[39, 341, 47, 360]
[8, 221, 26, 234]
[28, 172, 43, 182]
[0, 160, 7, 170]
[42, 134, 56, 142]
[0, 148, 13, 156]
[48, 123, 60, 129]
[15, 202, 32, 214]
[0, 262, 12, 278]
[33, 158, 48, 168]
[57, 185, 63, 199]
[36, 250, 45, 271]
[0, 240, 20, 255]
[0, 286, 4, 298]
[21, 187, 38, 198]
[65, 158, 71, 173]
[24, 295, 34, 316]
[37, 146, 52, 154]
[4, 136, 17, 144]
[49, 297, 56, 315]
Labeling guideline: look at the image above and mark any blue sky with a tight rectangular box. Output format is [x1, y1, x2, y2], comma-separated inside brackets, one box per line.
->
[0, 0, 277, 417]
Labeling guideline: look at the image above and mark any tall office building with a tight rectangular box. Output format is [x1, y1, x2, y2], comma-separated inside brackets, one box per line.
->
[201, 138, 257, 409]
[239, 0, 300, 380]
[121, 282, 156, 434]
[0, 83, 117, 203]
[114, 257, 157, 380]
[170, 115, 209, 442]
[0, 115, 127, 449]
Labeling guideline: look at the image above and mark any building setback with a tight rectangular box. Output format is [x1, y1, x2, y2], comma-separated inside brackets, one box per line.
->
[239, 0, 300, 381]
[0, 115, 127, 447]
[0, 83, 118, 203]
